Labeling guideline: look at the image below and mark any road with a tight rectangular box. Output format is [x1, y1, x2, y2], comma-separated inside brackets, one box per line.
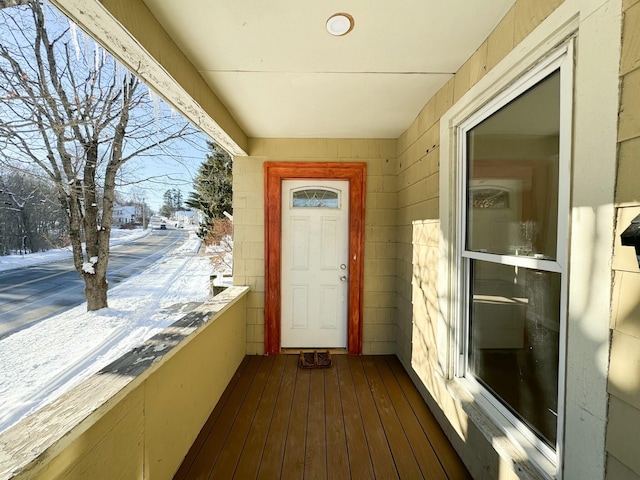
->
[0, 228, 187, 339]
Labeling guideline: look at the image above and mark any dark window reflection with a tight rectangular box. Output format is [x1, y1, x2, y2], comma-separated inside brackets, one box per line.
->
[466, 70, 560, 260]
[469, 260, 560, 446]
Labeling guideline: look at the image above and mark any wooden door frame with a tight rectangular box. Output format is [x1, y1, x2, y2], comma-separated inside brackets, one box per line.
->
[264, 162, 366, 355]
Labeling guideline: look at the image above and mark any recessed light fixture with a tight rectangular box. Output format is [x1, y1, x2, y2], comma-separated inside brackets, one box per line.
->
[326, 13, 354, 36]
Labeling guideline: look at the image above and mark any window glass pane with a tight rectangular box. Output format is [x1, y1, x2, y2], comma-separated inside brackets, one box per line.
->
[469, 259, 560, 447]
[467, 71, 560, 259]
[292, 188, 339, 208]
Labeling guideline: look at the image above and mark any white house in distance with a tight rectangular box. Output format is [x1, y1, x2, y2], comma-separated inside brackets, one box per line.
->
[174, 210, 196, 228]
[112, 204, 136, 227]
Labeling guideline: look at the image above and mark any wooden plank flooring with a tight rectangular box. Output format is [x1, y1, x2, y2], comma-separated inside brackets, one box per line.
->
[174, 355, 472, 480]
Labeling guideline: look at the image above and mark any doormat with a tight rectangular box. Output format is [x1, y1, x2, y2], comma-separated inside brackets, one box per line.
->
[298, 350, 333, 369]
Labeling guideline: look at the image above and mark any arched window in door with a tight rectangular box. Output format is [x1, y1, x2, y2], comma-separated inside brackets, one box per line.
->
[291, 188, 340, 209]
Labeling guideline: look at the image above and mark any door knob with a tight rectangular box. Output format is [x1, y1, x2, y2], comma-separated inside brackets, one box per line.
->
[340, 275, 347, 282]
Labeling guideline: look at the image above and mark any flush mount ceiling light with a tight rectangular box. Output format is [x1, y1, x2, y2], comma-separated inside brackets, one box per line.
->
[326, 13, 354, 36]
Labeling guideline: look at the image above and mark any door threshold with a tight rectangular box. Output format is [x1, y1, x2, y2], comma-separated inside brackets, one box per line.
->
[280, 348, 348, 355]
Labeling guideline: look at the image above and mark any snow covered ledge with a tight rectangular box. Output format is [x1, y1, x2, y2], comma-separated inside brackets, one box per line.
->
[0, 286, 249, 480]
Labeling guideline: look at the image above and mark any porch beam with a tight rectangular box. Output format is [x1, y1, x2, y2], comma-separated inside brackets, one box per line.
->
[49, 0, 248, 156]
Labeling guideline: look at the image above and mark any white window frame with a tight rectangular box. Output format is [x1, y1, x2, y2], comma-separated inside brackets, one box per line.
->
[436, 2, 622, 475]
[435, 12, 591, 476]
[436, 4, 621, 478]
[455, 45, 573, 473]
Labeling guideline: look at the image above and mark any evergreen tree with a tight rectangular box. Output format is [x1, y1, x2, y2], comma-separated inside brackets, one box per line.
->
[160, 188, 183, 217]
[186, 142, 232, 239]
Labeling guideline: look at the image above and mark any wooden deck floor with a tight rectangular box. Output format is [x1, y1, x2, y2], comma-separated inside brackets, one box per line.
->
[174, 354, 471, 480]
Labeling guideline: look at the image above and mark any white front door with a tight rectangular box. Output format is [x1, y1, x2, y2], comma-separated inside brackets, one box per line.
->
[281, 179, 349, 348]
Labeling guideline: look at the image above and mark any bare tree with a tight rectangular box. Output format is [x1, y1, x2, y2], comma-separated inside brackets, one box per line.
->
[0, 1, 197, 310]
[0, 170, 66, 253]
[0, 0, 29, 9]
[128, 188, 150, 228]
[1, 176, 36, 253]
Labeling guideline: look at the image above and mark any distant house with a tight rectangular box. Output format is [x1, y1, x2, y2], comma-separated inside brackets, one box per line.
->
[175, 210, 196, 227]
[112, 205, 136, 227]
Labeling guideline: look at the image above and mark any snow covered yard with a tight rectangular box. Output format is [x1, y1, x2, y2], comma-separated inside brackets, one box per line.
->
[0, 229, 219, 433]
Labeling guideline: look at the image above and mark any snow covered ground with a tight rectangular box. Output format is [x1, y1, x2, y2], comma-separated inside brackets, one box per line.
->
[0, 228, 222, 434]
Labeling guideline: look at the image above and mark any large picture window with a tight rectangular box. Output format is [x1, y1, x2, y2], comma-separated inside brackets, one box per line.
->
[457, 49, 571, 466]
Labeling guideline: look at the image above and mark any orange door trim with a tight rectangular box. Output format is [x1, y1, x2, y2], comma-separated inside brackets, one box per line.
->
[264, 162, 366, 354]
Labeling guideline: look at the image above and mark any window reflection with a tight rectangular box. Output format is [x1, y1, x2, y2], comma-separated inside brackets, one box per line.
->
[466, 71, 560, 259]
[469, 260, 560, 446]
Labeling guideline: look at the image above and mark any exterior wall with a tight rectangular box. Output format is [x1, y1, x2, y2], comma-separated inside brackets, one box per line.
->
[396, 0, 622, 478]
[3, 289, 248, 480]
[395, 0, 564, 376]
[233, 156, 267, 355]
[395, 81, 452, 368]
[395, 3, 566, 477]
[233, 139, 397, 355]
[607, 0, 640, 478]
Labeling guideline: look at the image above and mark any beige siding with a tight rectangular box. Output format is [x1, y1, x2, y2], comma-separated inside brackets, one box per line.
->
[233, 157, 266, 355]
[396, 0, 564, 367]
[233, 139, 398, 355]
[608, 1, 640, 477]
[395, 0, 568, 477]
[607, 454, 640, 480]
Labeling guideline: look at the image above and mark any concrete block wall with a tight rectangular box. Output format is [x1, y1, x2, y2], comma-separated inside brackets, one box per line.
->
[233, 139, 397, 355]
[607, 1, 640, 478]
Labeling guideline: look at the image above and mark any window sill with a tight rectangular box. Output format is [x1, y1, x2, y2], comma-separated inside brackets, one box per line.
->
[445, 376, 557, 480]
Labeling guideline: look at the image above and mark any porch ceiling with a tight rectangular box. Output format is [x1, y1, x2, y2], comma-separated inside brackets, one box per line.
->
[140, 0, 515, 139]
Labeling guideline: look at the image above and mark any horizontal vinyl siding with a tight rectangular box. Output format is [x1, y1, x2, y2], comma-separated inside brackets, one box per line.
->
[607, 1, 640, 478]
